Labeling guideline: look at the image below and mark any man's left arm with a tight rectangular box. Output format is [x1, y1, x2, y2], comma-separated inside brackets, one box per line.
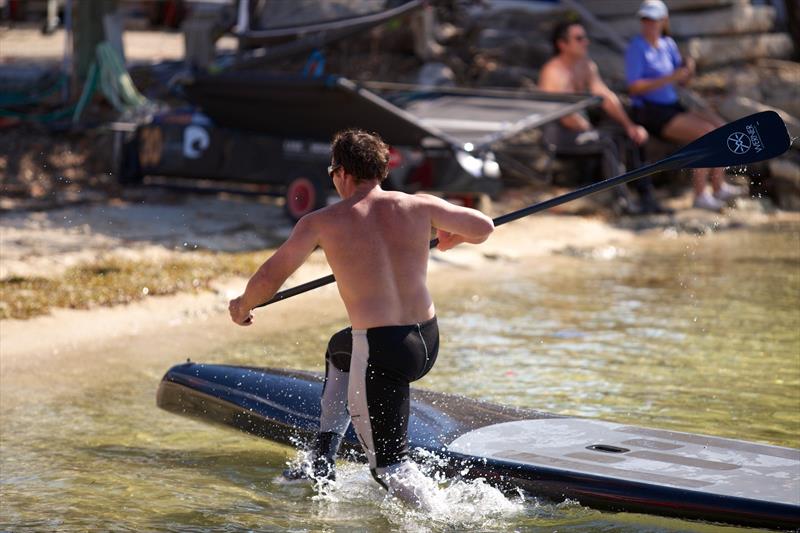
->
[229, 215, 320, 325]
[589, 61, 648, 145]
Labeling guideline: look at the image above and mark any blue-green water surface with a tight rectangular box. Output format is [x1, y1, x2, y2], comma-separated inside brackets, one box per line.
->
[1, 223, 798, 532]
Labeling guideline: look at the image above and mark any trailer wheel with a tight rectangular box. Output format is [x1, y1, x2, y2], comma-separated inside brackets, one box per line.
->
[285, 176, 326, 222]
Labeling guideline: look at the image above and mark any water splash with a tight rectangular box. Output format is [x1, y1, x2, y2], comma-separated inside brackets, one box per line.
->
[283, 445, 526, 531]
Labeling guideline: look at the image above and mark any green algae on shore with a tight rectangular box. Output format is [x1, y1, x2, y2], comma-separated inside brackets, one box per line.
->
[0, 252, 267, 320]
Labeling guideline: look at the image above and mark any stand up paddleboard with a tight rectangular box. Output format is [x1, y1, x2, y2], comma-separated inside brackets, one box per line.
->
[157, 363, 800, 530]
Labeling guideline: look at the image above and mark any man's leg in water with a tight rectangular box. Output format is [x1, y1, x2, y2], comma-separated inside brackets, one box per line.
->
[283, 328, 351, 481]
[347, 320, 439, 508]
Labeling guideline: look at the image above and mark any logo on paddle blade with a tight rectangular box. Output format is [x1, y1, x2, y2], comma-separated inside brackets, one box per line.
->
[727, 131, 751, 155]
[745, 123, 764, 153]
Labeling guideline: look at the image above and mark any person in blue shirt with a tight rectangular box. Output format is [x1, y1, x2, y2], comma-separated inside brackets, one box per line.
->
[625, 0, 744, 211]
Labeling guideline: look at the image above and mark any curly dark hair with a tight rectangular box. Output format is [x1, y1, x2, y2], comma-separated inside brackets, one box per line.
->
[330, 129, 390, 183]
[551, 20, 583, 55]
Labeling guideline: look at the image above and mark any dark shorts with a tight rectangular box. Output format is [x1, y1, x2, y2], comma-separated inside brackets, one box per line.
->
[325, 317, 439, 469]
[634, 101, 687, 138]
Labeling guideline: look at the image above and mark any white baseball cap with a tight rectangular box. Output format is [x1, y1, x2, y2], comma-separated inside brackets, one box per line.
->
[637, 0, 669, 20]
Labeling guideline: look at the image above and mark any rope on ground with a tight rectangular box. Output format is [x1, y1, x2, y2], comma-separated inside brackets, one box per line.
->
[71, 61, 100, 123]
[95, 42, 149, 113]
[0, 75, 67, 107]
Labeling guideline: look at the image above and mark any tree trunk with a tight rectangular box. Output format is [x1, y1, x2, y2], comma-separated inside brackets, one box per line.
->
[72, 0, 119, 81]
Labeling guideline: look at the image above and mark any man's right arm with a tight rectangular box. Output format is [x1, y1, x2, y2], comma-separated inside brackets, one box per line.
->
[229, 214, 320, 325]
[588, 61, 648, 145]
[421, 194, 494, 251]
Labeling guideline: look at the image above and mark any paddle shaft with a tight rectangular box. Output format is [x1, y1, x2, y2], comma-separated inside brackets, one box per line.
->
[438, 151, 697, 244]
[257, 150, 699, 308]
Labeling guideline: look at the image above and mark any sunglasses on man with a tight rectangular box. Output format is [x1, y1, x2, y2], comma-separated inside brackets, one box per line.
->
[327, 164, 341, 178]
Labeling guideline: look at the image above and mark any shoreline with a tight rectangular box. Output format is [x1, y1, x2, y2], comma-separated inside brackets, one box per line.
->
[3, 204, 798, 370]
[1, 212, 634, 364]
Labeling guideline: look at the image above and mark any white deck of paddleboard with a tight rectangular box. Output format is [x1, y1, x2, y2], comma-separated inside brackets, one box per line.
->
[447, 419, 800, 505]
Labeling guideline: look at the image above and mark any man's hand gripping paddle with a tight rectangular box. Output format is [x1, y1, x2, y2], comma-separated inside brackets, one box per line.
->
[255, 110, 792, 309]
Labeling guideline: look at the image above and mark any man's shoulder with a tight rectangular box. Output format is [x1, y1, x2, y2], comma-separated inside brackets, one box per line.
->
[297, 202, 338, 228]
[311, 190, 429, 219]
[576, 57, 596, 73]
[539, 58, 569, 90]
[540, 57, 563, 75]
[403, 191, 438, 205]
[584, 58, 603, 82]
[378, 191, 443, 217]
[541, 56, 557, 68]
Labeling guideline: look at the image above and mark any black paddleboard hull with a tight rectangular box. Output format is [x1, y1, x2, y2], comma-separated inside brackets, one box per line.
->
[157, 363, 800, 530]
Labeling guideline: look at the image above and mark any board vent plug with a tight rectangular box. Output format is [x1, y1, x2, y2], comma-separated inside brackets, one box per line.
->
[587, 444, 630, 454]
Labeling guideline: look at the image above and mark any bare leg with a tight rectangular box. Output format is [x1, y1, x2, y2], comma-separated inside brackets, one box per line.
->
[709, 167, 725, 193]
[662, 113, 723, 205]
[283, 330, 351, 482]
[694, 111, 726, 194]
[693, 169, 709, 196]
[693, 108, 725, 129]
[661, 111, 716, 146]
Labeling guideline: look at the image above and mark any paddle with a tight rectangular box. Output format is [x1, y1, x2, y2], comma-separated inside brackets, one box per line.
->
[255, 110, 791, 308]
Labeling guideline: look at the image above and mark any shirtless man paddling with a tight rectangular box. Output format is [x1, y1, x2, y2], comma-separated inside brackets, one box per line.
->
[229, 129, 494, 507]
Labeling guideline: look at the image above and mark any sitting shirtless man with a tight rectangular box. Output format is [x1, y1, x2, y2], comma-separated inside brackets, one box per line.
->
[228, 129, 494, 507]
[539, 20, 668, 214]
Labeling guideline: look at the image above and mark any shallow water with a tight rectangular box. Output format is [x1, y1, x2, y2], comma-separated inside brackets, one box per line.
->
[1, 224, 798, 532]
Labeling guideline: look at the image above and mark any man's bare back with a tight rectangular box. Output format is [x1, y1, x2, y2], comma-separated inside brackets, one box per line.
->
[262, 183, 493, 329]
[311, 188, 434, 328]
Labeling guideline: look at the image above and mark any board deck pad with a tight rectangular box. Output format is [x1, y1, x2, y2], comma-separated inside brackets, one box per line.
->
[448, 419, 799, 505]
[157, 363, 800, 529]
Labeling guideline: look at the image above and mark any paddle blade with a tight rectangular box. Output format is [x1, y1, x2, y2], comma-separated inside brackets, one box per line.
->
[682, 111, 791, 169]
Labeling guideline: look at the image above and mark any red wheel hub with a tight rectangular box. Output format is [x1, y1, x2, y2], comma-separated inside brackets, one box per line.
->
[287, 178, 316, 218]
